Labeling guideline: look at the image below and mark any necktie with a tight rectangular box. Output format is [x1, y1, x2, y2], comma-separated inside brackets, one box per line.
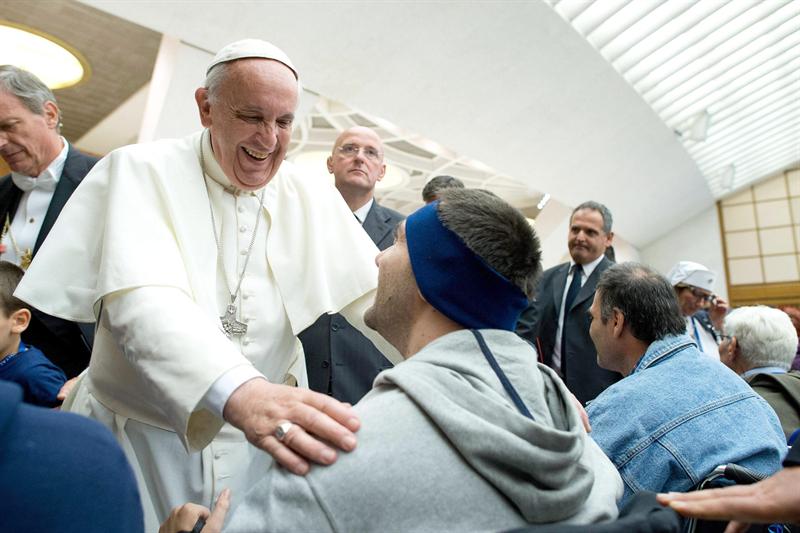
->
[560, 264, 583, 375]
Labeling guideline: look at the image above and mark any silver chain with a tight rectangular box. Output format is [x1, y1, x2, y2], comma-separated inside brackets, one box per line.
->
[199, 130, 266, 307]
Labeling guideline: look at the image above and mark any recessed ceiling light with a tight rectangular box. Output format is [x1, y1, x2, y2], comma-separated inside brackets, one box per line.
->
[0, 22, 89, 89]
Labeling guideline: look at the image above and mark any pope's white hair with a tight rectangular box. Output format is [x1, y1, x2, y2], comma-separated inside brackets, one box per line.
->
[724, 305, 798, 370]
[204, 62, 228, 104]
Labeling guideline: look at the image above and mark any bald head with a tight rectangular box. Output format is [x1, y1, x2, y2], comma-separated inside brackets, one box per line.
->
[327, 127, 386, 211]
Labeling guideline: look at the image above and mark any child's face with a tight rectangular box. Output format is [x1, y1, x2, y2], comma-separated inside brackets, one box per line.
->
[0, 309, 29, 358]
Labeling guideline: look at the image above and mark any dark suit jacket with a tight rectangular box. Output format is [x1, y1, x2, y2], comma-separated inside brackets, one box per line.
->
[0, 381, 143, 533]
[299, 200, 404, 404]
[516, 256, 621, 404]
[0, 145, 98, 377]
[747, 371, 800, 440]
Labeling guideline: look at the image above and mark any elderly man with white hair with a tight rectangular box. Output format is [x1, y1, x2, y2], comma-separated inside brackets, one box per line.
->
[719, 305, 800, 440]
[667, 261, 729, 359]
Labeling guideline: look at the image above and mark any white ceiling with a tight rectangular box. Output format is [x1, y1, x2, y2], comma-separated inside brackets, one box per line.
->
[547, 0, 800, 199]
[81, 0, 721, 248]
[286, 94, 546, 218]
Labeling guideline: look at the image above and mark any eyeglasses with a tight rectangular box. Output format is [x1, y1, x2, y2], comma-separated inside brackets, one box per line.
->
[337, 144, 382, 162]
[677, 284, 716, 304]
[717, 333, 733, 345]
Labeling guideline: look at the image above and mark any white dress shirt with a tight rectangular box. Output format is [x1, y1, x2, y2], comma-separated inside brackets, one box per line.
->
[352, 197, 374, 224]
[1, 138, 67, 265]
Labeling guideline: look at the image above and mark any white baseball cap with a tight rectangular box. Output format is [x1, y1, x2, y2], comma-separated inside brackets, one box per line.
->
[667, 261, 716, 292]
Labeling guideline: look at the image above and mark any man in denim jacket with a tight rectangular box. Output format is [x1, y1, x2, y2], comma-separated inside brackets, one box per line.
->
[586, 263, 786, 507]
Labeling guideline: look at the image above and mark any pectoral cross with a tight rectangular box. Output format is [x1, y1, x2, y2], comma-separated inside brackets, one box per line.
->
[20, 249, 33, 271]
[220, 304, 248, 338]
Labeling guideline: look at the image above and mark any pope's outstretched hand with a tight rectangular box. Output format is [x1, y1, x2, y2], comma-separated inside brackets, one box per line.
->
[223, 378, 360, 475]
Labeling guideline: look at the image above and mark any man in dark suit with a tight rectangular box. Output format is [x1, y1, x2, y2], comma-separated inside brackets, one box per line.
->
[299, 127, 404, 403]
[0, 65, 98, 378]
[516, 200, 621, 404]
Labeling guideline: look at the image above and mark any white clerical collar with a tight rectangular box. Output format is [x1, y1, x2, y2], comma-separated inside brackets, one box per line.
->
[570, 253, 605, 279]
[11, 137, 68, 192]
[352, 197, 374, 224]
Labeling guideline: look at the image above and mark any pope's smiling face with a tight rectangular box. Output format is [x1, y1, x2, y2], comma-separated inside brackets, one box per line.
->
[195, 58, 297, 190]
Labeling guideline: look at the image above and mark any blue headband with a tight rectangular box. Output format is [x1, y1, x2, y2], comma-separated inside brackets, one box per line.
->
[405, 201, 529, 331]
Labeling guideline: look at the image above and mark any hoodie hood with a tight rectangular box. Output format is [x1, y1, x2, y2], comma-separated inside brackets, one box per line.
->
[374, 329, 594, 523]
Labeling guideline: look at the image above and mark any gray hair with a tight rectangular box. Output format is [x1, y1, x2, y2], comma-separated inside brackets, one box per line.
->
[204, 62, 229, 103]
[572, 201, 613, 234]
[724, 306, 798, 370]
[437, 188, 542, 299]
[596, 262, 685, 345]
[0, 65, 61, 128]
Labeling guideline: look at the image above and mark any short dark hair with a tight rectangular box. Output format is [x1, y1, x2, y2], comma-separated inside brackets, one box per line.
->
[596, 262, 685, 345]
[422, 175, 465, 203]
[0, 261, 27, 316]
[437, 188, 541, 299]
[572, 201, 613, 234]
[0, 65, 61, 129]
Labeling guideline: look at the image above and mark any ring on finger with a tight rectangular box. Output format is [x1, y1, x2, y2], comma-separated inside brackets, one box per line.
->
[274, 421, 293, 441]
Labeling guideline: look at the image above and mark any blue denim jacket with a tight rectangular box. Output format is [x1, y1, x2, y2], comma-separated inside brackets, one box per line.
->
[587, 334, 786, 506]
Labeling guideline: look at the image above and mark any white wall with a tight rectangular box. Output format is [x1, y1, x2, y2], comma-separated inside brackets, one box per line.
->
[139, 39, 209, 141]
[640, 206, 728, 300]
[611, 234, 641, 264]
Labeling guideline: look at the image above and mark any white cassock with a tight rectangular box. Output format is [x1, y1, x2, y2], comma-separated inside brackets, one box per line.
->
[16, 130, 401, 530]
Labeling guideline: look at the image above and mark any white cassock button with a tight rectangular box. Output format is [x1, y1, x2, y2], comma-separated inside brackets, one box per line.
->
[240, 250, 248, 255]
[237, 205, 245, 213]
[239, 225, 247, 233]
[242, 338, 251, 346]
[243, 293, 251, 300]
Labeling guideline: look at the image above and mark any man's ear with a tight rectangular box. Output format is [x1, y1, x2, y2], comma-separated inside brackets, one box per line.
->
[42, 101, 60, 130]
[195, 88, 212, 127]
[376, 163, 386, 182]
[729, 336, 740, 361]
[611, 307, 625, 338]
[10, 308, 30, 334]
[326, 156, 334, 174]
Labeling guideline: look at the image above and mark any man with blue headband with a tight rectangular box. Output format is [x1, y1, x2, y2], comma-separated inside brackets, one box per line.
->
[162, 189, 622, 532]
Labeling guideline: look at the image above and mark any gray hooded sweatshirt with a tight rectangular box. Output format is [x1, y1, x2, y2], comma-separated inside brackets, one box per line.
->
[227, 329, 622, 532]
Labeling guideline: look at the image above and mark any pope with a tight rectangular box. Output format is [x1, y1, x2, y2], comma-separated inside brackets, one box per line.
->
[15, 39, 400, 530]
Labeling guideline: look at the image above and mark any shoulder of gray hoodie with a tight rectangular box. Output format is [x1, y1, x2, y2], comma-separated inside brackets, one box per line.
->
[228, 329, 622, 533]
